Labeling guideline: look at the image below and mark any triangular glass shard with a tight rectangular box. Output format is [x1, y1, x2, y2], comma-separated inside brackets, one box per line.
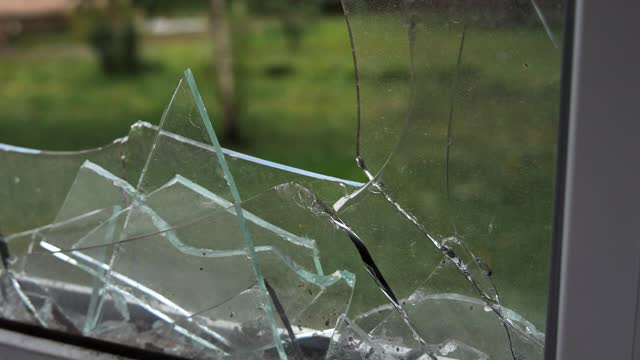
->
[130, 68, 287, 358]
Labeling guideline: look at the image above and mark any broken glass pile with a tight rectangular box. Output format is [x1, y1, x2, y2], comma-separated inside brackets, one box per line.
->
[0, 1, 563, 359]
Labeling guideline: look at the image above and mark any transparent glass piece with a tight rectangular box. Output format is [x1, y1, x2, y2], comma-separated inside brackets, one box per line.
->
[1, 212, 111, 333]
[340, 0, 564, 338]
[50, 160, 358, 356]
[9, 151, 358, 356]
[55, 161, 137, 222]
[174, 179, 359, 356]
[112, 177, 357, 357]
[161, 179, 360, 349]
[145, 175, 321, 273]
[258, 248, 354, 331]
[134, 70, 294, 358]
[434, 339, 490, 360]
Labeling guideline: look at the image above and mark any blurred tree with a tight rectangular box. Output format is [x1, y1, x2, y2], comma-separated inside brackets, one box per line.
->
[208, 0, 327, 143]
[247, 0, 323, 52]
[74, 0, 142, 75]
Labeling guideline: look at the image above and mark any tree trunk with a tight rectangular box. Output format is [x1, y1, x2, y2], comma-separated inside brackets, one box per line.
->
[209, 0, 239, 142]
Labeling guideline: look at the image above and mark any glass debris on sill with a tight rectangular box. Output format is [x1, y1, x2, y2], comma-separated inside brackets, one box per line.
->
[0, 0, 563, 359]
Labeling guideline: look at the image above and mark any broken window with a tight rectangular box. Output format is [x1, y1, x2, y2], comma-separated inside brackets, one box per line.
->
[0, 1, 563, 359]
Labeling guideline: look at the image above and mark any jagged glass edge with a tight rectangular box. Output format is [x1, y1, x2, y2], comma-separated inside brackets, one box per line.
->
[182, 68, 287, 359]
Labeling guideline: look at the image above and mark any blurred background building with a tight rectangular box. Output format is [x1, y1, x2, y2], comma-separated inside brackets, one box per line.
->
[0, 0, 78, 47]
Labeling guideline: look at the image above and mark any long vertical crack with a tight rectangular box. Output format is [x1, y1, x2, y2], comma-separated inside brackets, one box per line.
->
[445, 24, 467, 202]
[341, 3, 363, 159]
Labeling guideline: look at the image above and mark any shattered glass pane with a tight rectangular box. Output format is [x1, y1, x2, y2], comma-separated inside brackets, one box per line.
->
[338, 0, 562, 333]
[0, 1, 563, 358]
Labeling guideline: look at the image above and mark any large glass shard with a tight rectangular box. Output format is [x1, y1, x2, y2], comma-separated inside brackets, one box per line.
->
[339, 0, 563, 334]
[136, 69, 289, 358]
